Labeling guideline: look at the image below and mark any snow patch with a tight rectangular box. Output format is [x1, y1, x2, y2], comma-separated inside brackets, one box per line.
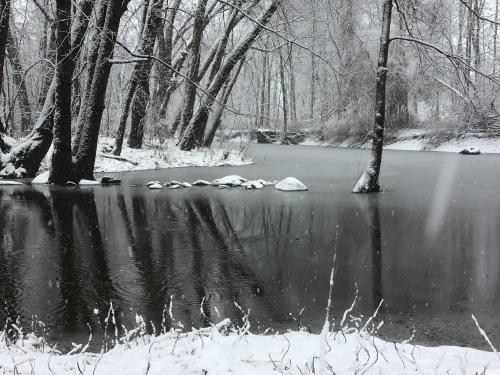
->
[0, 180, 24, 185]
[242, 180, 264, 189]
[31, 171, 50, 184]
[275, 177, 308, 191]
[78, 179, 101, 186]
[212, 175, 247, 187]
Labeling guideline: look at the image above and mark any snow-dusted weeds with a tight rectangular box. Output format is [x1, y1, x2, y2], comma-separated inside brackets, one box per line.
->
[2, 322, 500, 374]
[94, 138, 252, 173]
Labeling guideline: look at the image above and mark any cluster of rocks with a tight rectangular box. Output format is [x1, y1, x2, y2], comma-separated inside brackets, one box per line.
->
[147, 175, 308, 191]
[459, 146, 481, 155]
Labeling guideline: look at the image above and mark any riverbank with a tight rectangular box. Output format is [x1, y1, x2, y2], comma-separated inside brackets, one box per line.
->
[36, 137, 252, 176]
[2, 321, 499, 374]
[301, 129, 500, 154]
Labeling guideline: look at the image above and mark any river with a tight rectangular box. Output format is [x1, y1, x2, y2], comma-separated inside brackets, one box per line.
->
[0, 143, 499, 350]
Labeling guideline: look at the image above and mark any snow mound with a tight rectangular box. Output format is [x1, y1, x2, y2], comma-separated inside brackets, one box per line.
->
[2, 324, 500, 375]
[212, 175, 247, 187]
[79, 179, 101, 186]
[31, 171, 50, 185]
[0, 180, 24, 185]
[242, 180, 264, 189]
[275, 177, 308, 191]
[192, 179, 212, 186]
[459, 146, 481, 155]
[147, 182, 163, 190]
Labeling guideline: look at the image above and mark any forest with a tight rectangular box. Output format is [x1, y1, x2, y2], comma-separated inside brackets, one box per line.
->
[0, 0, 498, 187]
[2, 0, 500, 373]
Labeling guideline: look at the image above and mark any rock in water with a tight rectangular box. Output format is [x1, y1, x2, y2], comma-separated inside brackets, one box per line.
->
[212, 175, 247, 187]
[148, 182, 163, 190]
[192, 180, 212, 186]
[181, 182, 192, 188]
[242, 180, 264, 189]
[169, 184, 181, 189]
[79, 179, 101, 186]
[100, 176, 121, 185]
[459, 146, 481, 155]
[275, 177, 308, 191]
[147, 181, 161, 187]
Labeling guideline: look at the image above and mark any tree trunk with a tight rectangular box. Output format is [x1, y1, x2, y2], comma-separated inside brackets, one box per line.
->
[259, 52, 268, 128]
[204, 57, 246, 147]
[127, 0, 162, 149]
[73, 0, 131, 180]
[352, 0, 392, 193]
[113, 0, 161, 154]
[179, 0, 281, 151]
[72, 0, 110, 154]
[310, 3, 317, 120]
[6, 28, 31, 133]
[0, 0, 10, 132]
[49, 0, 73, 184]
[495, 0, 499, 74]
[177, 0, 209, 136]
[279, 49, 288, 144]
[288, 44, 297, 125]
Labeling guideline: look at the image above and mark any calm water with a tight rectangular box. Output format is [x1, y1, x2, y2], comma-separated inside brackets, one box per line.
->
[1, 144, 500, 350]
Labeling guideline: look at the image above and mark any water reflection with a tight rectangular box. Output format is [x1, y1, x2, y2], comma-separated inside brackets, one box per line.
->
[0, 176, 499, 350]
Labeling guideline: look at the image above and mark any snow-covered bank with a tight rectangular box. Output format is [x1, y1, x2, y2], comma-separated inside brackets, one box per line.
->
[37, 138, 252, 176]
[1, 323, 499, 374]
[301, 130, 500, 154]
[94, 138, 252, 173]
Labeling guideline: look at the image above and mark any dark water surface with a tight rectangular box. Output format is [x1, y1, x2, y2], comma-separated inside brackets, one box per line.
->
[1, 144, 500, 350]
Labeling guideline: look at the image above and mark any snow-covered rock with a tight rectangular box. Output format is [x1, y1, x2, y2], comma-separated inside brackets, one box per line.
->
[31, 171, 50, 184]
[148, 182, 163, 190]
[0, 164, 27, 178]
[242, 180, 264, 189]
[169, 184, 181, 189]
[147, 181, 161, 187]
[99, 176, 121, 184]
[0, 180, 24, 185]
[192, 179, 212, 186]
[212, 175, 247, 187]
[79, 179, 101, 186]
[181, 182, 192, 188]
[275, 177, 308, 191]
[459, 146, 481, 155]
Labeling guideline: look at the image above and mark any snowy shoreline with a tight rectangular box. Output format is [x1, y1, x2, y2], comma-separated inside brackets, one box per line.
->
[1, 321, 499, 374]
[300, 130, 500, 154]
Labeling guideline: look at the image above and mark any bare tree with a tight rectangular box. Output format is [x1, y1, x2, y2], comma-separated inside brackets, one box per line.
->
[352, 0, 393, 193]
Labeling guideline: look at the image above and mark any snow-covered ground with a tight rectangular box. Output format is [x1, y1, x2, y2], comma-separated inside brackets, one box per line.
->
[1, 321, 499, 374]
[93, 138, 252, 173]
[301, 131, 500, 154]
[37, 137, 252, 176]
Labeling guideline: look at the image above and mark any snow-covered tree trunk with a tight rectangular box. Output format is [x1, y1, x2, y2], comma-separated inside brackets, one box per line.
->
[177, 0, 209, 137]
[0, 0, 10, 132]
[49, 0, 73, 184]
[179, 0, 281, 151]
[73, 0, 131, 180]
[204, 57, 246, 147]
[127, 0, 162, 149]
[352, 0, 392, 194]
[6, 28, 31, 133]
[113, 0, 162, 154]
